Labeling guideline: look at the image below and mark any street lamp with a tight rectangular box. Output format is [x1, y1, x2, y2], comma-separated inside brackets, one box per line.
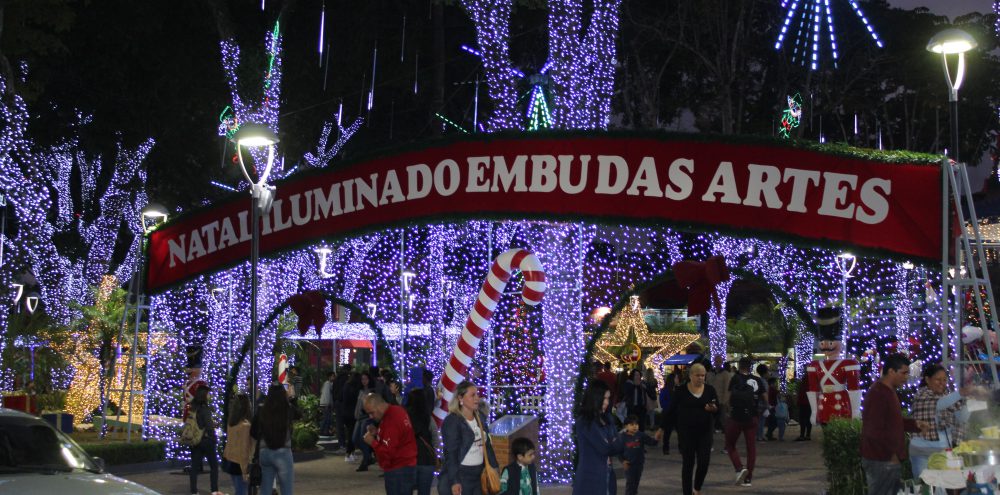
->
[835, 252, 857, 348]
[232, 123, 279, 412]
[927, 28, 977, 162]
[140, 203, 169, 234]
[314, 246, 334, 279]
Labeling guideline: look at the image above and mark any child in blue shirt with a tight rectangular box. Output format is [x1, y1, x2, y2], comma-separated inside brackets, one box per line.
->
[500, 437, 539, 495]
[620, 415, 660, 495]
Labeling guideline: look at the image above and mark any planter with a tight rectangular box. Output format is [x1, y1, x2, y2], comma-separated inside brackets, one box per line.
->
[292, 448, 325, 463]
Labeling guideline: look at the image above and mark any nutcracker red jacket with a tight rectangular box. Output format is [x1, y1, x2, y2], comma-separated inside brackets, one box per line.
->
[372, 404, 417, 471]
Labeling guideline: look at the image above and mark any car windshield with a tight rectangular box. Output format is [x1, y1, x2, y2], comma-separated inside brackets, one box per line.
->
[0, 416, 99, 474]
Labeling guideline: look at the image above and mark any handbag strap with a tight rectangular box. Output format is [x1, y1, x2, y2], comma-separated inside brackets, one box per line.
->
[474, 413, 491, 466]
[418, 435, 436, 456]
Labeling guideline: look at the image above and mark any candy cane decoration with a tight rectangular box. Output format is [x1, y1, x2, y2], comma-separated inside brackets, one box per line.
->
[434, 248, 546, 424]
[277, 353, 289, 386]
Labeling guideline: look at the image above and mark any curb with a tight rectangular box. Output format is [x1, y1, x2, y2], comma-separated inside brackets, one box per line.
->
[108, 460, 175, 476]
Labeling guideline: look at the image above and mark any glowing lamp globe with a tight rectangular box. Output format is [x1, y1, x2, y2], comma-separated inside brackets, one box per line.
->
[926, 29, 977, 55]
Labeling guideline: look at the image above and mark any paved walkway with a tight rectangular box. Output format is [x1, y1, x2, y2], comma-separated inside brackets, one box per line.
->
[121, 425, 828, 494]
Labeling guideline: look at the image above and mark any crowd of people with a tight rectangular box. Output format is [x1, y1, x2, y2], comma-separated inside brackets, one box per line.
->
[179, 350, 984, 495]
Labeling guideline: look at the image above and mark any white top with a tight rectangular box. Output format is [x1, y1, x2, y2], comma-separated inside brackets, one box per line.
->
[461, 418, 485, 466]
[319, 381, 333, 406]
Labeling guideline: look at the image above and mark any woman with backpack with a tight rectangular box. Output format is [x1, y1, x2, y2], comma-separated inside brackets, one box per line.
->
[724, 357, 766, 488]
[252, 384, 301, 495]
[188, 384, 223, 495]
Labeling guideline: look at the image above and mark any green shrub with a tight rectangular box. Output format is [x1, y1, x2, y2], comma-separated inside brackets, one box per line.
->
[292, 421, 318, 451]
[36, 390, 67, 413]
[79, 441, 165, 466]
[297, 394, 320, 425]
[822, 417, 865, 495]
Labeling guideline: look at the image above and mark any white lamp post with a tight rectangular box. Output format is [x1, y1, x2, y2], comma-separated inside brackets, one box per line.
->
[314, 246, 334, 279]
[232, 123, 278, 411]
[835, 252, 857, 348]
[927, 28, 977, 162]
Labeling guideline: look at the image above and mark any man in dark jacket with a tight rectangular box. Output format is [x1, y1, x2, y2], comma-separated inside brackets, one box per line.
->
[724, 357, 766, 487]
[332, 366, 350, 453]
[861, 354, 929, 495]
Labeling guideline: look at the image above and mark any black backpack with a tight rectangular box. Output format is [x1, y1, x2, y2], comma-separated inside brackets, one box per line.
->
[730, 376, 757, 421]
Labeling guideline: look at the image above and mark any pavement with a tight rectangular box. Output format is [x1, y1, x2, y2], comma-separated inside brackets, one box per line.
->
[121, 424, 828, 494]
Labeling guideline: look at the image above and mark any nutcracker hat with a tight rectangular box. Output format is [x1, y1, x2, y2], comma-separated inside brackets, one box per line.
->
[184, 345, 203, 370]
[815, 306, 842, 341]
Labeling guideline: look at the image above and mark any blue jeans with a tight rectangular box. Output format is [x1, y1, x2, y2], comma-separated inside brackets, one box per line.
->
[354, 417, 374, 464]
[861, 458, 901, 495]
[320, 404, 334, 435]
[260, 447, 294, 495]
[230, 473, 247, 495]
[415, 465, 435, 495]
[384, 465, 416, 495]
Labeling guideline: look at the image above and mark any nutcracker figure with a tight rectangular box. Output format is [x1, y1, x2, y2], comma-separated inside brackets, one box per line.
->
[806, 307, 861, 425]
[182, 345, 207, 421]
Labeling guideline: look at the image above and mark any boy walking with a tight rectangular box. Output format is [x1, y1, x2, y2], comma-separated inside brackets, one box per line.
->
[500, 438, 539, 495]
[620, 415, 660, 495]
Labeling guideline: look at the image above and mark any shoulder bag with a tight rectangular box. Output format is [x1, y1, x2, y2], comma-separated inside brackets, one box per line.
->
[476, 414, 501, 495]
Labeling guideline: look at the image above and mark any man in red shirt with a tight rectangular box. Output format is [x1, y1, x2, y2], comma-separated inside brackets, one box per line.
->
[860, 354, 929, 495]
[363, 393, 417, 495]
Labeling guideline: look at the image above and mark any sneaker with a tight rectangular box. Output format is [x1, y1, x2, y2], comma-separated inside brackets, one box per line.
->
[742, 477, 752, 487]
[346, 453, 359, 463]
[735, 468, 749, 485]
[331, 447, 346, 455]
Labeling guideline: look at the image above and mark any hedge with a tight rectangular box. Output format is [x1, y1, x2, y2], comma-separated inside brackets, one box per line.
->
[821, 417, 916, 495]
[79, 441, 166, 466]
[822, 418, 866, 495]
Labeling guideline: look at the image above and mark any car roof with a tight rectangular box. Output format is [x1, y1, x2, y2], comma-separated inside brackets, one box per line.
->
[0, 407, 46, 421]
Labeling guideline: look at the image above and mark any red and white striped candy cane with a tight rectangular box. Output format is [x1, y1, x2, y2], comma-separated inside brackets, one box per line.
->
[434, 248, 546, 424]
[277, 353, 289, 386]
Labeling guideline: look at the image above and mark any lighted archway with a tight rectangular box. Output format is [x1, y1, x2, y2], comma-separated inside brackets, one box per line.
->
[222, 292, 394, 425]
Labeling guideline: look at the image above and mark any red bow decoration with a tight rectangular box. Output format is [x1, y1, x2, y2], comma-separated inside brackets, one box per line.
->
[286, 290, 327, 337]
[672, 255, 730, 316]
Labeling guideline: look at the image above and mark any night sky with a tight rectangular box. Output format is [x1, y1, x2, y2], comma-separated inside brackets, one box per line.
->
[889, 0, 991, 19]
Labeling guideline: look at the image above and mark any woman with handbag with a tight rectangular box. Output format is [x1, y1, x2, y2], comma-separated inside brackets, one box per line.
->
[251, 384, 301, 495]
[188, 385, 223, 495]
[223, 393, 254, 495]
[407, 389, 439, 495]
[573, 380, 625, 495]
[439, 380, 500, 495]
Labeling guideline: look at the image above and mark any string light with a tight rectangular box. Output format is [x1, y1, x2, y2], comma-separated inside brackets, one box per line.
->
[775, 0, 883, 70]
[0, 72, 151, 392]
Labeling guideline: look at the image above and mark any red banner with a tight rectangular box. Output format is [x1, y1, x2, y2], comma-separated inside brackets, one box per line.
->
[146, 136, 943, 293]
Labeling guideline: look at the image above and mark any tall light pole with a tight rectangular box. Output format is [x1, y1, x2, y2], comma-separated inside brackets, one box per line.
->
[927, 28, 977, 162]
[835, 252, 857, 349]
[232, 123, 278, 414]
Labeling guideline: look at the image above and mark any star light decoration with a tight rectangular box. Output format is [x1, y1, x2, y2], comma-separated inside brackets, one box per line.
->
[593, 295, 699, 383]
[458, 0, 620, 130]
[774, 0, 883, 70]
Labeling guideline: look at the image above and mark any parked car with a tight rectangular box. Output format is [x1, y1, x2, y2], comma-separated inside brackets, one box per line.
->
[0, 408, 161, 494]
